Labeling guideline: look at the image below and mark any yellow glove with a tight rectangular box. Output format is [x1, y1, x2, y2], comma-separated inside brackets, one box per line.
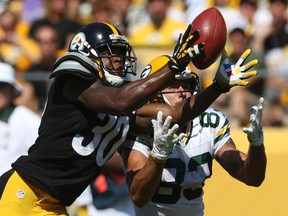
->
[214, 49, 258, 93]
[168, 24, 204, 74]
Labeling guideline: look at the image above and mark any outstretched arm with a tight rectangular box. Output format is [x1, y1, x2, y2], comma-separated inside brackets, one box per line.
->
[122, 112, 183, 208]
[216, 97, 266, 186]
[123, 149, 165, 208]
[135, 82, 222, 130]
[62, 24, 203, 116]
[135, 48, 259, 130]
[63, 64, 174, 116]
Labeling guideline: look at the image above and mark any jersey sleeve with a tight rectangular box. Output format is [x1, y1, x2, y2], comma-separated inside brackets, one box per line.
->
[50, 52, 99, 80]
[205, 108, 231, 157]
[122, 135, 152, 158]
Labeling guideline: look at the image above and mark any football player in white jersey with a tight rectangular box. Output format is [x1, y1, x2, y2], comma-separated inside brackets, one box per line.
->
[121, 55, 266, 216]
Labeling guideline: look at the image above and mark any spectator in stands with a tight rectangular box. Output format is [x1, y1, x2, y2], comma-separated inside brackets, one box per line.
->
[215, 0, 248, 31]
[27, 24, 61, 113]
[29, 25, 60, 72]
[0, 62, 40, 175]
[22, 0, 45, 24]
[91, 0, 113, 23]
[264, 0, 288, 52]
[66, 0, 82, 23]
[128, 0, 186, 47]
[239, 0, 272, 52]
[184, 0, 210, 23]
[264, 47, 288, 126]
[109, 0, 133, 36]
[0, 9, 41, 73]
[257, 0, 288, 126]
[227, 23, 266, 127]
[29, 0, 82, 50]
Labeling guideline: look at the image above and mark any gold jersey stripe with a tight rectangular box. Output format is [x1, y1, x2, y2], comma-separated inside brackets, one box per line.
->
[216, 123, 229, 137]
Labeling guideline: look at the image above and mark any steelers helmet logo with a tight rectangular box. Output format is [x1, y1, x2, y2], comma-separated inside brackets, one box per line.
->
[70, 32, 86, 51]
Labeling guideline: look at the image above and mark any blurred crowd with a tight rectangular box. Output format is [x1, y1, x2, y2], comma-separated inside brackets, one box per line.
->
[0, 0, 288, 128]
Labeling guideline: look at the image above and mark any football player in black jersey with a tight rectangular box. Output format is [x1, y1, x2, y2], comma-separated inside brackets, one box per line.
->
[0, 22, 258, 215]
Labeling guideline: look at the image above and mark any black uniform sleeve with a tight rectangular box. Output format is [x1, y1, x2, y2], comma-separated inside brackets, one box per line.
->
[50, 52, 99, 80]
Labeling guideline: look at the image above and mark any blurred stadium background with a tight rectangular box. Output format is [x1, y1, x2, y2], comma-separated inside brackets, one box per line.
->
[204, 127, 288, 216]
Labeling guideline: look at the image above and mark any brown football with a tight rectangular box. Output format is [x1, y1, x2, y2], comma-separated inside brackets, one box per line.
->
[191, 7, 227, 70]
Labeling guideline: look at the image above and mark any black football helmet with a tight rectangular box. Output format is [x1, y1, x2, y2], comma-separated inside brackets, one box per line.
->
[69, 22, 137, 87]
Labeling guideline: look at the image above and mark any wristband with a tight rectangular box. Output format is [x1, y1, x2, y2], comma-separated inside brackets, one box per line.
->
[213, 79, 230, 93]
[150, 153, 166, 164]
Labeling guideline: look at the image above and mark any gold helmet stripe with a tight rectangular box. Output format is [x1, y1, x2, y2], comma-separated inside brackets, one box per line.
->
[103, 22, 119, 35]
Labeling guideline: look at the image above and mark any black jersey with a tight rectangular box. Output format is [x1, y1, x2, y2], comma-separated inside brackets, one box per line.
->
[12, 76, 131, 206]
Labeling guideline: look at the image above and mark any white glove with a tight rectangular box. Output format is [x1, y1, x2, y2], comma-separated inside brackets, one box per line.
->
[214, 49, 258, 93]
[175, 67, 193, 80]
[243, 97, 264, 146]
[151, 111, 184, 163]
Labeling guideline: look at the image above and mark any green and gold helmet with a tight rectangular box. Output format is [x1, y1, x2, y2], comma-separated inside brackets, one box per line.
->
[140, 55, 201, 104]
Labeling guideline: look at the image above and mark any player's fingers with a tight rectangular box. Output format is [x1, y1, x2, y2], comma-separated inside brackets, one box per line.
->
[183, 24, 192, 41]
[173, 132, 185, 143]
[169, 124, 179, 135]
[258, 97, 264, 111]
[151, 119, 157, 130]
[162, 115, 172, 132]
[234, 80, 249, 86]
[157, 111, 163, 121]
[236, 49, 251, 67]
[189, 29, 200, 45]
[157, 111, 164, 128]
[240, 70, 258, 79]
[250, 105, 257, 116]
[243, 127, 253, 134]
[243, 59, 259, 71]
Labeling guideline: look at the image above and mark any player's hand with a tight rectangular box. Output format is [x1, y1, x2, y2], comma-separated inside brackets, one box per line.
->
[214, 49, 258, 93]
[168, 24, 204, 74]
[150, 111, 184, 163]
[243, 97, 264, 146]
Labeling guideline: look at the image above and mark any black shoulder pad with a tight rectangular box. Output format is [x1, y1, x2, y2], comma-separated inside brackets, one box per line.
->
[50, 52, 99, 80]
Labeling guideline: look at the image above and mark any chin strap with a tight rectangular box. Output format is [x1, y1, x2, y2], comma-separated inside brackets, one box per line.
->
[103, 70, 125, 87]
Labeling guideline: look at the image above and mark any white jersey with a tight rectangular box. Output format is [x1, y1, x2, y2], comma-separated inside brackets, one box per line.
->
[123, 108, 231, 216]
[0, 106, 41, 175]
